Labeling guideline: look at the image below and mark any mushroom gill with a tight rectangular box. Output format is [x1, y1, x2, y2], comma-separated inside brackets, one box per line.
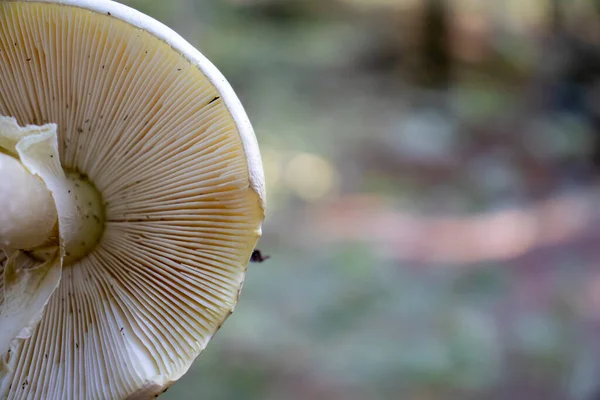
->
[0, 1, 265, 399]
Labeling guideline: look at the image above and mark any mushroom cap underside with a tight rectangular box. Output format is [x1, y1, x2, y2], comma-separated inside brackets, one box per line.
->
[0, 1, 265, 399]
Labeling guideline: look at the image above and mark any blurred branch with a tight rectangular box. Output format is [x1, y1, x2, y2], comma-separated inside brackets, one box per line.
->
[310, 191, 599, 265]
[418, 0, 451, 88]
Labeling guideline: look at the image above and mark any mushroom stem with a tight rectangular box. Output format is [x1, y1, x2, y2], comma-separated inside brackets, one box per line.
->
[0, 152, 57, 250]
[0, 116, 105, 264]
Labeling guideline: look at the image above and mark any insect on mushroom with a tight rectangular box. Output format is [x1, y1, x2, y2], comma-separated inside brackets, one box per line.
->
[0, 1, 266, 399]
[250, 249, 271, 263]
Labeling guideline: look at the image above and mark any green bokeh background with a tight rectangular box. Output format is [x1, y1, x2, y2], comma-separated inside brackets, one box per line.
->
[120, 1, 600, 399]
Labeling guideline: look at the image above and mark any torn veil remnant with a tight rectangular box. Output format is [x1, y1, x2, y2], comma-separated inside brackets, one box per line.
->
[0, 1, 266, 399]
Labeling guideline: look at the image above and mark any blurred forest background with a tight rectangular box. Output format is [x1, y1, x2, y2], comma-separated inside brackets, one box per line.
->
[122, 0, 600, 399]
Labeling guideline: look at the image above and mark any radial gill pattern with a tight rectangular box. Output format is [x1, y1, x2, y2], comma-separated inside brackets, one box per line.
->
[0, 2, 264, 399]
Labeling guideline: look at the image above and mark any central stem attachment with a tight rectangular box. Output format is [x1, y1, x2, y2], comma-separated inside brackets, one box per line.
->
[0, 116, 105, 266]
[61, 171, 105, 265]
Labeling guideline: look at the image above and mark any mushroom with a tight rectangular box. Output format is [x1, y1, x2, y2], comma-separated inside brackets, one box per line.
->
[0, 1, 265, 399]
